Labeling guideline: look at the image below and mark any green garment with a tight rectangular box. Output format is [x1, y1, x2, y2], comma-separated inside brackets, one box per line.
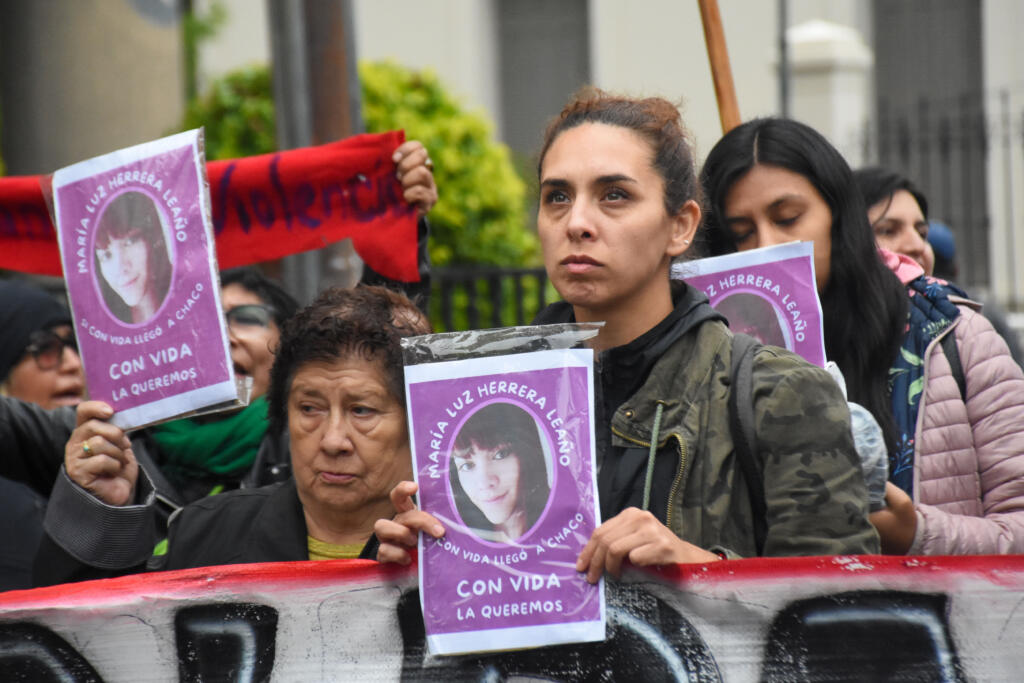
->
[609, 318, 879, 558]
[149, 396, 269, 482]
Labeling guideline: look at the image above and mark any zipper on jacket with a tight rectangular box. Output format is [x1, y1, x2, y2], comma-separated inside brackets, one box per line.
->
[911, 319, 961, 498]
[610, 427, 687, 528]
[664, 436, 686, 530]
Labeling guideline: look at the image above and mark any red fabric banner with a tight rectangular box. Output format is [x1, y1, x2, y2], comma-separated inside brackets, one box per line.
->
[0, 131, 420, 282]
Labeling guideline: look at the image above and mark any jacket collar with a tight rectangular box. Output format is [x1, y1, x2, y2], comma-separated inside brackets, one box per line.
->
[534, 281, 725, 423]
[609, 316, 732, 446]
[249, 478, 381, 561]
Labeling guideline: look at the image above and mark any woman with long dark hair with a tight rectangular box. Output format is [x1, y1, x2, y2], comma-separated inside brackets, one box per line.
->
[701, 118, 1024, 555]
[853, 167, 934, 275]
[94, 191, 173, 324]
[701, 119, 907, 455]
[450, 402, 551, 542]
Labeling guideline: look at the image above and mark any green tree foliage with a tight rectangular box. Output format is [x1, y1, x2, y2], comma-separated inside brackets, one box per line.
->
[359, 60, 537, 268]
[175, 60, 547, 330]
[176, 60, 538, 269]
[182, 0, 228, 101]
[179, 66, 276, 161]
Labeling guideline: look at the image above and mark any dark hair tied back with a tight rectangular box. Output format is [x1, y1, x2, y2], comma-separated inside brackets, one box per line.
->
[538, 88, 701, 217]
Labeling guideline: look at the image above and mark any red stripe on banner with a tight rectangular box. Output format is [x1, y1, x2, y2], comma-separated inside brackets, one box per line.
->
[0, 131, 420, 282]
[3, 555, 1024, 680]
[3, 554, 1023, 609]
[0, 558, 414, 609]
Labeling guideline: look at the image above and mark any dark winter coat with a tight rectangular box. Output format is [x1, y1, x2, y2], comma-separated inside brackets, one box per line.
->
[534, 283, 879, 557]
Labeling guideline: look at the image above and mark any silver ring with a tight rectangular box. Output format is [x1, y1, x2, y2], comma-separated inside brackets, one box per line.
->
[82, 441, 93, 456]
[424, 157, 434, 170]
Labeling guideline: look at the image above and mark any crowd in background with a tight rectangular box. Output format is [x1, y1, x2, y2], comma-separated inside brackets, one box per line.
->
[2, 91, 1023, 594]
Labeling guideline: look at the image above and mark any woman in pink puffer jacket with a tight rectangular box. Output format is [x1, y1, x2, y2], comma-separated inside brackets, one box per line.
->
[857, 166, 1024, 555]
[911, 296, 1024, 554]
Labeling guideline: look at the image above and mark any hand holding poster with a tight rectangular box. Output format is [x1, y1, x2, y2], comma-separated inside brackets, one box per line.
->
[50, 130, 238, 429]
[403, 326, 605, 655]
[673, 241, 826, 366]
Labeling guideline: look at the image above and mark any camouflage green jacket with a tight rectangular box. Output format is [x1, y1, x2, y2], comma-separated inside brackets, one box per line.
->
[609, 317, 880, 557]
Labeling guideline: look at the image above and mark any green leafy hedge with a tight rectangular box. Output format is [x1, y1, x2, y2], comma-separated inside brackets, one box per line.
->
[360, 60, 537, 268]
[177, 60, 538, 270]
[180, 66, 276, 162]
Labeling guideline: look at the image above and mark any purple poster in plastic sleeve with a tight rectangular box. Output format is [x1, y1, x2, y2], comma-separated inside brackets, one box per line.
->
[673, 241, 827, 367]
[405, 348, 605, 655]
[52, 130, 237, 429]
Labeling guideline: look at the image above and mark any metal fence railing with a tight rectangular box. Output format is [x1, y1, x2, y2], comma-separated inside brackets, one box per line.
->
[857, 88, 1024, 308]
[429, 266, 557, 332]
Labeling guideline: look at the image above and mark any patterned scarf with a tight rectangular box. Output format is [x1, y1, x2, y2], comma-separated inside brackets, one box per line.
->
[888, 276, 966, 495]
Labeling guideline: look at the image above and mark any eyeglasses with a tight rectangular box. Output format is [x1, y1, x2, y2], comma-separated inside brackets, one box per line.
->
[225, 304, 276, 332]
[24, 330, 79, 370]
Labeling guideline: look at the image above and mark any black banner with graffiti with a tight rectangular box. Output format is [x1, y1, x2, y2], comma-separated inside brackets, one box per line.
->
[0, 555, 1017, 681]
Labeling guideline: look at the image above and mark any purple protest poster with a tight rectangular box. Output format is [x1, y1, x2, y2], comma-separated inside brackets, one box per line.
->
[405, 349, 604, 655]
[673, 241, 827, 367]
[51, 130, 238, 429]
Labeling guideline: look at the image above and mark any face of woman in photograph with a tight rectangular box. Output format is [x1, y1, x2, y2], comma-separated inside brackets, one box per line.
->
[454, 441, 524, 529]
[722, 164, 834, 293]
[716, 294, 788, 349]
[96, 228, 151, 308]
[536, 122, 692, 319]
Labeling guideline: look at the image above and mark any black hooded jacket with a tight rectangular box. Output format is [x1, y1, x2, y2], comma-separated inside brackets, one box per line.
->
[533, 282, 725, 523]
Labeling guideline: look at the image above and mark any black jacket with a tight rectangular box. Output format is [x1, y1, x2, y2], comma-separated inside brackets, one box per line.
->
[533, 282, 725, 524]
[157, 479, 379, 571]
[0, 398, 74, 499]
[0, 476, 45, 591]
[0, 396, 291, 528]
[35, 477, 378, 586]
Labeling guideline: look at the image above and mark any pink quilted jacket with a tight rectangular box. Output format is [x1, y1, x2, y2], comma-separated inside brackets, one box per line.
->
[910, 299, 1024, 554]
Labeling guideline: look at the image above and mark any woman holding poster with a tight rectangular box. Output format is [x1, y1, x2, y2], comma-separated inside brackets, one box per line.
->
[701, 118, 1024, 556]
[378, 91, 878, 577]
[35, 286, 432, 586]
[94, 190, 173, 324]
[450, 402, 551, 543]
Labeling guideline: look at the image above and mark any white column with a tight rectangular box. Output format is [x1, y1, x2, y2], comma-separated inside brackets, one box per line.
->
[982, 0, 1024, 305]
[788, 20, 873, 167]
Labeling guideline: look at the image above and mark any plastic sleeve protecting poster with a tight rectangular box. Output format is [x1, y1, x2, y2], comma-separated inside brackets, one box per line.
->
[47, 129, 241, 430]
[402, 323, 605, 656]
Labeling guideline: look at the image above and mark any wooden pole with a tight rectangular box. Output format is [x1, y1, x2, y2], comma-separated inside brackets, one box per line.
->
[698, 0, 741, 133]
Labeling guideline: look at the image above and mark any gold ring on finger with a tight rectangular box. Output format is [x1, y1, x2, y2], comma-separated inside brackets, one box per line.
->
[82, 441, 93, 456]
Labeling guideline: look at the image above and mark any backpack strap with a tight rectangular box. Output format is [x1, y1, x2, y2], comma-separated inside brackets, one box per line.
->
[940, 330, 967, 402]
[728, 333, 767, 555]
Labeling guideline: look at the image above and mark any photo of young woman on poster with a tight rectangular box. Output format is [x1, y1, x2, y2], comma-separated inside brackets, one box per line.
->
[450, 402, 552, 543]
[715, 291, 790, 349]
[94, 190, 173, 324]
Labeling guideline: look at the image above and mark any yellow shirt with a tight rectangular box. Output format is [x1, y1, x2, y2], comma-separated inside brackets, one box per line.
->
[307, 536, 365, 561]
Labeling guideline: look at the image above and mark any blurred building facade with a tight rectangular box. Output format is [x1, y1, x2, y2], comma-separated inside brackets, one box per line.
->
[2, 0, 1023, 306]
[0, 0, 184, 175]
